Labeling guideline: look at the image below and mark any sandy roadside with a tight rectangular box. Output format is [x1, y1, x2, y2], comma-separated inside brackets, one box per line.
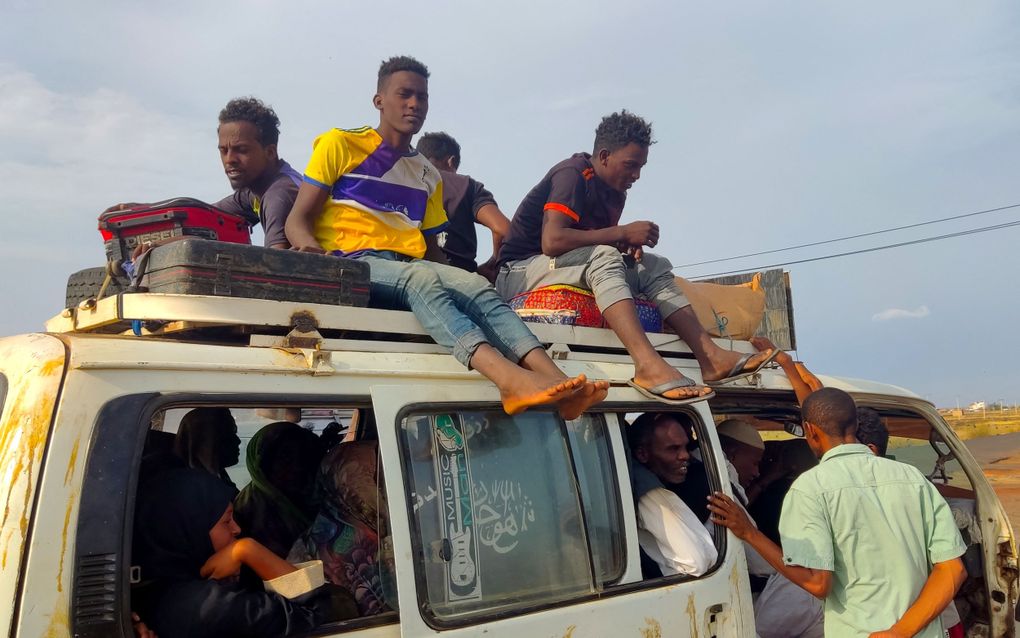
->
[966, 432, 1020, 529]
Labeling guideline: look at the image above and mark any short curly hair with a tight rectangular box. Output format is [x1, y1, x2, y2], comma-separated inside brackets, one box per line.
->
[218, 97, 281, 146]
[856, 407, 889, 457]
[593, 110, 655, 154]
[802, 388, 858, 439]
[416, 132, 460, 166]
[378, 55, 430, 90]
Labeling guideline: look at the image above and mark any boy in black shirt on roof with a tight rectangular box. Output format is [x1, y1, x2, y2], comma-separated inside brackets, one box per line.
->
[416, 132, 511, 282]
[497, 111, 777, 405]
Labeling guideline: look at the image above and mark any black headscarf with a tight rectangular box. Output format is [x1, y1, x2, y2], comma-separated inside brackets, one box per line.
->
[175, 407, 240, 491]
[233, 421, 323, 557]
[134, 467, 237, 583]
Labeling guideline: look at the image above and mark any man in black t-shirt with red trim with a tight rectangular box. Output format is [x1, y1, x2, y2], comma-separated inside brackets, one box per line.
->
[497, 111, 776, 404]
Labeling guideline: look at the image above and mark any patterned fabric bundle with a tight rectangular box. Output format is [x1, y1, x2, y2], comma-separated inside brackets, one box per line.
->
[507, 285, 663, 332]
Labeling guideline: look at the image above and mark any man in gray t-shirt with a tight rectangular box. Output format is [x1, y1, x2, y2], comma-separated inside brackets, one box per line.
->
[213, 97, 300, 248]
[103, 97, 300, 249]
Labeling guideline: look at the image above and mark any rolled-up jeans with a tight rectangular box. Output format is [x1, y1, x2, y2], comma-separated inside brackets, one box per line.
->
[354, 250, 543, 368]
[496, 245, 691, 319]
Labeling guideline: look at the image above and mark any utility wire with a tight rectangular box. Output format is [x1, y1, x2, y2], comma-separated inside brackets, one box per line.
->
[673, 202, 1020, 269]
[686, 218, 1020, 279]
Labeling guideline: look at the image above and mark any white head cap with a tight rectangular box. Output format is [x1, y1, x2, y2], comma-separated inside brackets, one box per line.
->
[716, 418, 764, 451]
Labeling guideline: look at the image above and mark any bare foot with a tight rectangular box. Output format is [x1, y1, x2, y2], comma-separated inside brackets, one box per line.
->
[558, 379, 610, 420]
[702, 348, 774, 383]
[501, 373, 587, 415]
[633, 362, 712, 401]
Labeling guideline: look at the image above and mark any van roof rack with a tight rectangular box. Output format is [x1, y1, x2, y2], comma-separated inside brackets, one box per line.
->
[46, 293, 757, 359]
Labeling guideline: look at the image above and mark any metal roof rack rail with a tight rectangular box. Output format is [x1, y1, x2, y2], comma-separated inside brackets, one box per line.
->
[45, 293, 750, 360]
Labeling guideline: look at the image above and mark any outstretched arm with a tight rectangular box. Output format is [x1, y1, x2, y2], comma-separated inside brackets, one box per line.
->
[475, 203, 511, 281]
[750, 336, 815, 405]
[476, 203, 511, 256]
[869, 558, 966, 637]
[284, 182, 329, 253]
[707, 492, 832, 598]
[201, 538, 296, 581]
[795, 362, 824, 392]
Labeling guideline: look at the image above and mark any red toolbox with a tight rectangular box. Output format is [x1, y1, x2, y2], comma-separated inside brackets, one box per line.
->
[98, 198, 256, 262]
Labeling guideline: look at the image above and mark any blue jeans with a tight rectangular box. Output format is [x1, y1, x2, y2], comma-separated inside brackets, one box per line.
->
[354, 251, 543, 368]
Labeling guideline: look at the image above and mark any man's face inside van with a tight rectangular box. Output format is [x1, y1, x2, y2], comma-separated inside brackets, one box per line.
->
[726, 441, 763, 488]
[217, 415, 241, 468]
[636, 418, 691, 484]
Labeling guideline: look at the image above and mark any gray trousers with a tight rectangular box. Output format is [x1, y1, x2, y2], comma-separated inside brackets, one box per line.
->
[496, 245, 690, 320]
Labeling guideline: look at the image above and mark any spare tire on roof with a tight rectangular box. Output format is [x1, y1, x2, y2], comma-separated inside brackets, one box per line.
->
[65, 266, 128, 308]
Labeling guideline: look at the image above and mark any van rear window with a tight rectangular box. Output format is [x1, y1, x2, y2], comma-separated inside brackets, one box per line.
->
[400, 410, 622, 623]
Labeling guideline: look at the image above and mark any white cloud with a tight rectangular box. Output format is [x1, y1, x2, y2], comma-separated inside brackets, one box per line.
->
[0, 64, 228, 336]
[872, 306, 931, 322]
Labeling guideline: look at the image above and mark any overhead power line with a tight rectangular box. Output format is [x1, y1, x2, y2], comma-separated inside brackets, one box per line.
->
[685, 218, 1020, 279]
[674, 202, 1020, 269]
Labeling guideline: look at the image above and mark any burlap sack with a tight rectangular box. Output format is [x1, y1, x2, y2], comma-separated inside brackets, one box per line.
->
[674, 274, 765, 339]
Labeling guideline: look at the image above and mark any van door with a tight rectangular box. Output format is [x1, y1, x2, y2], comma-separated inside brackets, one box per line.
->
[371, 384, 754, 638]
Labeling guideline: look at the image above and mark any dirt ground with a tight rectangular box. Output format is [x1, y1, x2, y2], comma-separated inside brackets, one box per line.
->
[965, 431, 1020, 529]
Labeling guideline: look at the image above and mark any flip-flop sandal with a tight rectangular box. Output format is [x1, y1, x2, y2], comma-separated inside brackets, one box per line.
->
[706, 348, 781, 387]
[627, 377, 715, 406]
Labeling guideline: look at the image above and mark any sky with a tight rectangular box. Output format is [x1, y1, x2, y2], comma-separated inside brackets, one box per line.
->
[1, 0, 1018, 407]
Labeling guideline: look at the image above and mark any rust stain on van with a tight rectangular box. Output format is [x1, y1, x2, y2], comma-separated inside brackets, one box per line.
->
[639, 617, 662, 638]
[0, 352, 63, 571]
[64, 437, 80, 486]
[42, 595, 69, 638]
[269, 348, 306, 368]
[56, 491, 77, 593]
[730, 563, 746, 608]
[686, 594, 699, 637]
[1, 391, 52, 534]
[39, 356, 64, 377]
[1, 529, 11, 569]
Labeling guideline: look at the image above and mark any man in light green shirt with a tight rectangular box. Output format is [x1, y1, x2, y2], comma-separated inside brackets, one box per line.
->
[708, 388, 967, 637]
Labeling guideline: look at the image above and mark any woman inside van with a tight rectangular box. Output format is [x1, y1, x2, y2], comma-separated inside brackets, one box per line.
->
[174, 407, 242, 492]
[234, 421, 324, 557]
[289, 440, 388, 617]
[133, 467, 354, 638]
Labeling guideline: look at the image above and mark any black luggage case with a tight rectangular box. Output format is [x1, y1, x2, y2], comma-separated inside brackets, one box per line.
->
[140, 239, 370, 307]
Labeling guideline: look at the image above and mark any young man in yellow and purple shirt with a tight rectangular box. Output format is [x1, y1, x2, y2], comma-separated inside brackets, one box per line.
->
[284, 56, 606, 419]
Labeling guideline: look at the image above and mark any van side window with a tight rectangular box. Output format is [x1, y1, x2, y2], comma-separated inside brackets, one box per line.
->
[400, 410, 618, 622]
[565, 414, 624, 583]
[131, 405, 399, 636]
[622, 410, 724, 582]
